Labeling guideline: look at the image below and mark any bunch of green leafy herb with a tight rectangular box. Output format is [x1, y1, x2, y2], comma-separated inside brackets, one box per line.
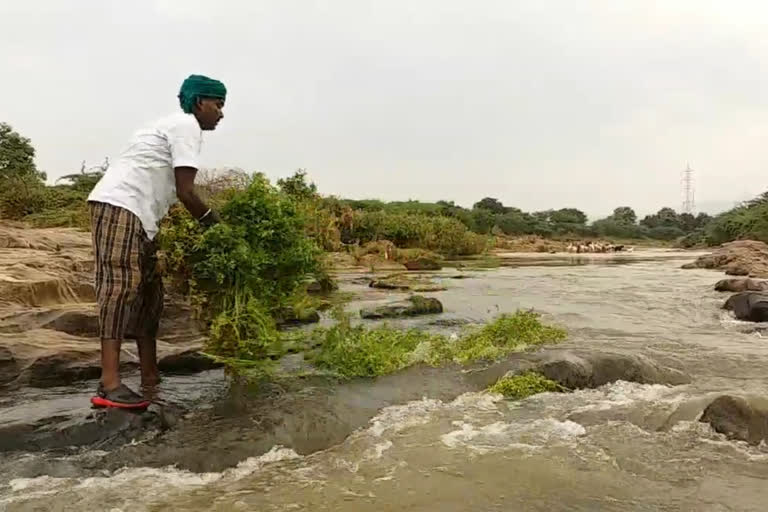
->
[159, 173, 323, 360]
[311, 310, 567, 378]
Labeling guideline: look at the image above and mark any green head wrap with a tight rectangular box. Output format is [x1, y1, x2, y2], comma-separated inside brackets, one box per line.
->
[178, 74, 227, 114]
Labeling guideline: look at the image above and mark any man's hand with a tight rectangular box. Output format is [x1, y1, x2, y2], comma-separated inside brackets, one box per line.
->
[198, 208, 221, 228]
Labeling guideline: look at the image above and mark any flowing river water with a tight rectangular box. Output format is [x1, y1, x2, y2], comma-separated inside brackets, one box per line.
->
[3, 249, 768, 511]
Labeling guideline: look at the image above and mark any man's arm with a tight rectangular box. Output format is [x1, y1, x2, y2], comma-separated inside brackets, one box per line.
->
[174, 167, 219, 226]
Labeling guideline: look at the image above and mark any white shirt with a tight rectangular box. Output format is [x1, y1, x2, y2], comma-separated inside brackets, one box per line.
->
[88, 112, 203, 240]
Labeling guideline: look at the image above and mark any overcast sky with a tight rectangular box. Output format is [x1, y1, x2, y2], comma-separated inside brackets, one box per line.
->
[2, 1, 767, 217]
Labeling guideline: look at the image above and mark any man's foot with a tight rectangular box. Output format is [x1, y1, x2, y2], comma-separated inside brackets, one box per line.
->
[140, 374, 162, 388]
[140, 381, 163, 402]
[91, 383, 151, 410]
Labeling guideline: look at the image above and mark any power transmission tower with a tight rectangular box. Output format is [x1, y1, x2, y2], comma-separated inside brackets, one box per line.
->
[681, 163, 695, 214]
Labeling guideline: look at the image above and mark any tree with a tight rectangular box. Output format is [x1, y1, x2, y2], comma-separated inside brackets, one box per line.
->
[277, 169, 317, 201]
[592, 218, 647, 239]
[610, 206, 637, 225]
[695, 212, 713, 229]
[0, 123, 47, 219]
[473, 197, 506, 215]
[0, 122, 45, 183]
[470, 208, 496, 234]
[549, 208, 587, 225]
[496, 209, 536, 235]
[641, 207, 680, 229]
[57, 157, 108, 193]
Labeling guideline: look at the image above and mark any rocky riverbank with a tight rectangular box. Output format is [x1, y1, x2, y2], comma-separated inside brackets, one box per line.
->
[682, 240, 768, 277]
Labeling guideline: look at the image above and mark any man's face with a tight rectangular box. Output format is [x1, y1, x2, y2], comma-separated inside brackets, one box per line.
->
[194, 98, 225, 131]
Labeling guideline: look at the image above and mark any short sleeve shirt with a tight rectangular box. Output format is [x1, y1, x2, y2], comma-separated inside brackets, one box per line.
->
[88, 112, 203, 240]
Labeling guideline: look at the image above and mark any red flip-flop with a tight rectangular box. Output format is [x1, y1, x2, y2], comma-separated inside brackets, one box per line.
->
[91, 383, 150, 410]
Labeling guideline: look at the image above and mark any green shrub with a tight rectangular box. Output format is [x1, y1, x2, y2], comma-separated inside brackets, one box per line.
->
[703, 197, 768, 246]
[646, 226, 685, 241]
[592, 219, 648, 239]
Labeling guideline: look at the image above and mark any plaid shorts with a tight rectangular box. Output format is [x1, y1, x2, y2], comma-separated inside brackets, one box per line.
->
[89, 201, 164, 340]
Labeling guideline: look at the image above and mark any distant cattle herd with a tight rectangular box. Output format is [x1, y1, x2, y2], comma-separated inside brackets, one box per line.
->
[565, 241, 634, 253]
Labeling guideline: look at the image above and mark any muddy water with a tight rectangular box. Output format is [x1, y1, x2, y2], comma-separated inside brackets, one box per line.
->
[4, 249, 768, 511]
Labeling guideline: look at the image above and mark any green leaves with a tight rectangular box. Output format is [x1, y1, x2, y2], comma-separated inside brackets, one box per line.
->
[158, 173, 323, 361]
[311, 311, 567, 378]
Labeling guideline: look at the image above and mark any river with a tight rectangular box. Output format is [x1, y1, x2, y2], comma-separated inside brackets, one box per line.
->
[3, 249, 768, 511]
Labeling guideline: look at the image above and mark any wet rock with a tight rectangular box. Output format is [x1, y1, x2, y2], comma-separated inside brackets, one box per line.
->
[360, 295, 443, 319]
[683, 240, 768, 277]
[723, 292, 768, 322]
[158, 349, 221, 374]
[715, 278, 768, 293]
[277, 307, 321, 326]
[403, 257, 442, 271]
[700, 395, 768, 445]
[324, 252, 358, 269]
[306, 276, 338, 294]
[0, 331, 211, 388]
[369, 273, 446, 292]
[530, 351, 691, 389]
[357, 254, 406, 271]
[0, 406, 173, 453]
[429, 318, 470, 327]
[369, 276, 411, 290]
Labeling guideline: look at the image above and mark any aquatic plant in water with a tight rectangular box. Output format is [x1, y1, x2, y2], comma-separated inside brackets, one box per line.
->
[311, 310, 566, 378]
[487, 372, 563, 399]
[450, 311, 567, 363]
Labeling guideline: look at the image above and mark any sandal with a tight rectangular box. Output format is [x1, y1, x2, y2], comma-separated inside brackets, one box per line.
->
[91, 383, 151, 410]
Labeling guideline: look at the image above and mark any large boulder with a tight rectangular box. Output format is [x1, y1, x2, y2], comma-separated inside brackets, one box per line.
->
[324, 252, 358, 270]
[357, 254, 407, 271]
[715, 278, 768, 293]
[276, 307, 321, 326]
[360, 295, 443, 319]
[723, 292, 768, 322]
[700, 395, 768, 445]
[683, 240, 768, 277]
[530, 351, 691, 389]
[369, 273, 446, 292]
[403, 257, 442, 271]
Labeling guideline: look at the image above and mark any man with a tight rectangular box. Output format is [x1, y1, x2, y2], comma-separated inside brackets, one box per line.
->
[87, 74, 226, 408]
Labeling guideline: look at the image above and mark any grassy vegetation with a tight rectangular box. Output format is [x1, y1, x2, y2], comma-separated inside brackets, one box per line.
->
[487, 372, 563, 399]
[682, 191, 768, 247]
[309, 310, 566, 378]
[449, 312, 567, 363]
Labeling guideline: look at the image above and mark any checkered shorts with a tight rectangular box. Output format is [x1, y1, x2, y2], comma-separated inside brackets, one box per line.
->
[89, 201, 164, 340]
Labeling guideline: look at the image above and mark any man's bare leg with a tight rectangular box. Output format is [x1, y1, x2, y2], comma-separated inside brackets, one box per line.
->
[100, 339, 122, 390]
[137, 337, 161, 389]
